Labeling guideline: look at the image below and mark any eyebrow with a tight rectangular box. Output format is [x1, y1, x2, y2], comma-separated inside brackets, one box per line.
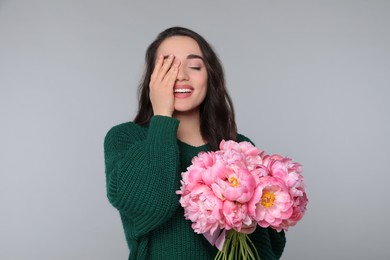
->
[163, 54, 204, 61]
[187, 54, 204, 61]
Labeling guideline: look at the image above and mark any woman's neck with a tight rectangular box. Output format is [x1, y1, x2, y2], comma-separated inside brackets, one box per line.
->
[173, 109, 206, 146]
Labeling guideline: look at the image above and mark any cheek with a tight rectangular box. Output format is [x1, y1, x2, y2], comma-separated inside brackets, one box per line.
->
[193, 71, 208, 89]
[199, 77, 208, 100]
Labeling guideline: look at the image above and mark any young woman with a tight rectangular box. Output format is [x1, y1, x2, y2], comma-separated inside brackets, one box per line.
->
[104, 26, 286, 260]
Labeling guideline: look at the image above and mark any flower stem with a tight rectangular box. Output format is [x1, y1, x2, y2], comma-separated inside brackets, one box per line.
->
[214, 230, 261, 260]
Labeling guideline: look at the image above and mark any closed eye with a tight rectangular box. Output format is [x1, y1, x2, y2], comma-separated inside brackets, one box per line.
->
[189, 67, 201, 71]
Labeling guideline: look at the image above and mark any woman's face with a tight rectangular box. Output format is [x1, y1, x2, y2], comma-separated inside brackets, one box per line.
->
[156, 36, 208, 114]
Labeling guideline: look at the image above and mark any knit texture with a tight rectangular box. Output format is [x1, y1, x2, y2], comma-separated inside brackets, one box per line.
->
[104, 116, 286, 260]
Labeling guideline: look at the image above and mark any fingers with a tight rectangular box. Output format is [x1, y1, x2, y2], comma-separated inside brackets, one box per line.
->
[151, 54, 175, 84]
[163, 58, 180, 88]
[150, 54, 164, 82]
[239, 222, 257, 234]
[159, 54, 175, 81]
[150, 54, 181, 90]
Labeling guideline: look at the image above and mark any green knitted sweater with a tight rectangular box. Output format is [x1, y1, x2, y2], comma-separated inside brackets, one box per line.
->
[104, 116, 286, 260]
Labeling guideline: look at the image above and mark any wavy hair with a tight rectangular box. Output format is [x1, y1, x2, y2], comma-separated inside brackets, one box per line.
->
[134, 26, 237, 150]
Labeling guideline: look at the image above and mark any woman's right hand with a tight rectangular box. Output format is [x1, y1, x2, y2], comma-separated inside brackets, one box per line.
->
[149, 54, 180, 117]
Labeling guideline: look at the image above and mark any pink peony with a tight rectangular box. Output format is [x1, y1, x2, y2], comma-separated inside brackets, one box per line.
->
[179, 151, 218, 192]
[248, 176, 293, 228]
[202, 159, 227, 186]
[275, 190, 308, 231]
[264, 155, 305, 197]
[179, 184, 223, 235]
[219, 140, 265, 173]
[211, 164, 256, 204]
[222, 200, 252, 231]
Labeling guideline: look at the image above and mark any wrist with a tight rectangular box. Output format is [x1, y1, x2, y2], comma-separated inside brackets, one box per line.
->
[153, 112, 172, 117]
[153, 108, 173, 117]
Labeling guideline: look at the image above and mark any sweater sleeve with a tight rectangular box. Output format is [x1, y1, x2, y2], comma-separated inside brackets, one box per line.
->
[248, 228, 286, 259]
[267, 228, 286, 259]
[104, 116, 180, 237]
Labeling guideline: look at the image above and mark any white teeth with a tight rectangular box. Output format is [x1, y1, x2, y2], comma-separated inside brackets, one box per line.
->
[174, 89, 192, 93]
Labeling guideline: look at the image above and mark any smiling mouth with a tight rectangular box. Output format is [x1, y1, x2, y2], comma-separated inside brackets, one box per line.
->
[174, 89, 192, 93]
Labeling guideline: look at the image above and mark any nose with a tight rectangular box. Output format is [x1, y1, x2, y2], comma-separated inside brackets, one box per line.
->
[176, 63, 189, 81]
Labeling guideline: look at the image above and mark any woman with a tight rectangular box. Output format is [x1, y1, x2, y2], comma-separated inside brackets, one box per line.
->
[104, 26, 286, 260]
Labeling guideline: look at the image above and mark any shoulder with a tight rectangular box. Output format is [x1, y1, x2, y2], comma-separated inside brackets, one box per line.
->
[104, 121, 147, 148]
[106, 121, 145, 135]
[236, 133, 255, 146]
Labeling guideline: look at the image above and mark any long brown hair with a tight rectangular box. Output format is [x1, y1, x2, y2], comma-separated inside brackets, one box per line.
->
[134, 26, 237, 150]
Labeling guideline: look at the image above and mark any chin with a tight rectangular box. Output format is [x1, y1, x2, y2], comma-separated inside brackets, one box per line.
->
[173, 106, 200, 115]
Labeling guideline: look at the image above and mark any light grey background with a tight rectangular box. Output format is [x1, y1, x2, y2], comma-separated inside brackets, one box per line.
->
[1, 0, 389, 259]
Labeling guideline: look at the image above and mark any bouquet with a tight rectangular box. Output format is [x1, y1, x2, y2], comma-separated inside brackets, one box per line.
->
[176, 140, 308, 259]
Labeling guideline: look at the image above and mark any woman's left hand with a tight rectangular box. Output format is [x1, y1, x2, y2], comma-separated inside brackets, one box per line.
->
[237, 221, 257, 234]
